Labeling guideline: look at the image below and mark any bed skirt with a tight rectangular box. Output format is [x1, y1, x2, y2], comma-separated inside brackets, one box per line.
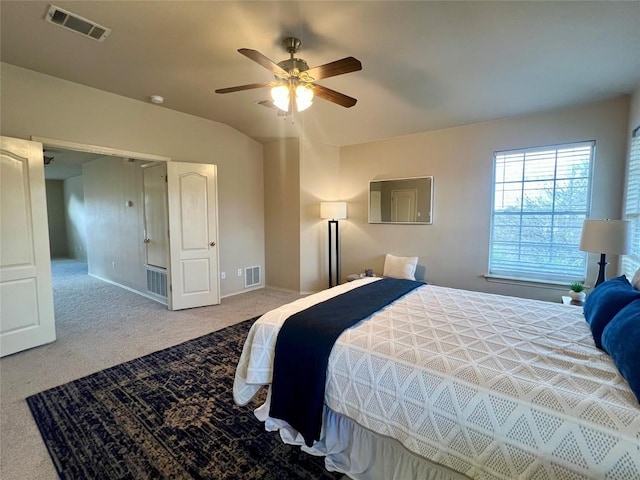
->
[255, 389, 470, 480]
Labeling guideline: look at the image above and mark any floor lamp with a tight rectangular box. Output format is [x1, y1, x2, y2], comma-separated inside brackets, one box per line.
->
[579, 219, 631, 287]
[320, 202, 347, 288]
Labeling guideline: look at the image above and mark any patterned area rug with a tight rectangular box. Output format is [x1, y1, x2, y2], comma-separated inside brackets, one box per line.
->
[26, 319, 342, 480]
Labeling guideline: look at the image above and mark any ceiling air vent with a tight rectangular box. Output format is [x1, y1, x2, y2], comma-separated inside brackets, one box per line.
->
[45, 5, 111, 42]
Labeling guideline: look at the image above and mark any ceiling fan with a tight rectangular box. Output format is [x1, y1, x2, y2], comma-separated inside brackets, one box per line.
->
[215, 37, 362, 114]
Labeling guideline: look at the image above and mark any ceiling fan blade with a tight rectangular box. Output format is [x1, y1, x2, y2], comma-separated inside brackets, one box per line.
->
[313, 84, 358, 108]
[215, 81, 273, 94]
[304, 57, 362, 81]
[238, 48, 288, 76]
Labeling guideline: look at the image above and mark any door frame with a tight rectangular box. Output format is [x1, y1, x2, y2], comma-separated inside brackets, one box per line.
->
[32, 136, 173, 304]
[32, 137, 171, 164]
[33, 137, 224, 311]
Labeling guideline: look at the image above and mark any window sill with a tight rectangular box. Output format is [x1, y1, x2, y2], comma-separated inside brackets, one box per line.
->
[483, 274, 587, 290]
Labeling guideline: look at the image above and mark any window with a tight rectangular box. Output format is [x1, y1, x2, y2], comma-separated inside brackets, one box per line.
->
[622, 128, 640, 278]
[489, 141, 594, 283]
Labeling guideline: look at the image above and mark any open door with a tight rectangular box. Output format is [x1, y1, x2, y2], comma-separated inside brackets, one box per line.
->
[1, 137, 56, 356]
[167, 162, 220, 310]
[143, 163, 169, 269]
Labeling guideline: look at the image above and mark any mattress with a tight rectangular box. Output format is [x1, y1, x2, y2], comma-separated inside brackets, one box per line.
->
[234, 279, 640, 479]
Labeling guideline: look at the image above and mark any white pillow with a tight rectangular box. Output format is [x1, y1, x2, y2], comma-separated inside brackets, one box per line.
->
[383, 254, 418, 280]
[632, 268, 640, 290]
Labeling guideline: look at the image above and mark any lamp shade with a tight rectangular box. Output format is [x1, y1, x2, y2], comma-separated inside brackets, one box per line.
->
[320, 201, 347, 220]
[579, 219, 631, 254]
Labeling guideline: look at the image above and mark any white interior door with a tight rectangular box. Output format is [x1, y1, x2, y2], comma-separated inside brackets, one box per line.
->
[143, 163, 168, 268]
[167, 162, 220, 310]
[391, 189, 417, 222]
[0, 136, 55, 357]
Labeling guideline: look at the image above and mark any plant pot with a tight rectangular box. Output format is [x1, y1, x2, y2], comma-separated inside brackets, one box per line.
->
[568, 290, 586, 302]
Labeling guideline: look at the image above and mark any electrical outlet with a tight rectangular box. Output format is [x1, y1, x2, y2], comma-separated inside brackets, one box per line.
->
[221, 272, 226, 280]
[237, 268, 243, 277]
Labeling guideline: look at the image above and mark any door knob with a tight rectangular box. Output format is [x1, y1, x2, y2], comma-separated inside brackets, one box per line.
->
[143, 238, 150, 244]
[210, 241, 216, 247]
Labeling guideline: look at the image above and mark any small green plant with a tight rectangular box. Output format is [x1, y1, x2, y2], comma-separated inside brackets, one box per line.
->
[570, 281, 585, 292]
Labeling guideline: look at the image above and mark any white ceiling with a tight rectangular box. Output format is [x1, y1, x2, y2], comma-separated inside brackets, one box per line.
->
[1, 1, 639, 147]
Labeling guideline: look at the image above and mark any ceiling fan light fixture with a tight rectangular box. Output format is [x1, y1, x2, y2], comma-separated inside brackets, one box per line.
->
[270, 83, 314, 113]
[271, 84, 290, 112]
[295, 84, 314, 112]
[217, 37, 360, 112]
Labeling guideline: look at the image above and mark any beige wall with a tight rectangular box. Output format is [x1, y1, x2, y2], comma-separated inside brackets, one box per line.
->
[264, 139, 301, 291]
[0, 63, 264, 298]
[300, 139, 341, 293]
[45, 180, 68, 258]
[63, 175, 86, 261]
[84, 157, 147, 292]
[339, 96, 630, 302]
[263, 138, 341, 293]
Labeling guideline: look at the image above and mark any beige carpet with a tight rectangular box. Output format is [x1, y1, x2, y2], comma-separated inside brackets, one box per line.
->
[1, 259, 303, 480]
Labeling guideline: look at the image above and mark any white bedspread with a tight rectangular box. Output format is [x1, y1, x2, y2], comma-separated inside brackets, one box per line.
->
[234, 280, 640, 479]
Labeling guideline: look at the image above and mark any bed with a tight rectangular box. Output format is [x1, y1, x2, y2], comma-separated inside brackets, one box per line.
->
[233, 277, 640, 480]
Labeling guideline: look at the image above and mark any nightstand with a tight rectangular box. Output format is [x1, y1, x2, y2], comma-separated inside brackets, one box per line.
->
[562, 296, 584, 307]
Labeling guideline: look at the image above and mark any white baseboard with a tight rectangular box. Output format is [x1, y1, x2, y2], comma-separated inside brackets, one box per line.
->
[220, 284, 265, 299]
[88, 274, 167, 306]
[264, 284, 302, 294]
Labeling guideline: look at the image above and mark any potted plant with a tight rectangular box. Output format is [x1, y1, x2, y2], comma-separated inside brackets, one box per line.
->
[568, 281, 586, 302]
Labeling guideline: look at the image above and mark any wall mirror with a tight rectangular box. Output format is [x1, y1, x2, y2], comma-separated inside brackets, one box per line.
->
[369, 176, 433, 224]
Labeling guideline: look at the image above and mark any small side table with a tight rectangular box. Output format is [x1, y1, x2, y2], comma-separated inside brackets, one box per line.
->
[562, 296, 584, 307]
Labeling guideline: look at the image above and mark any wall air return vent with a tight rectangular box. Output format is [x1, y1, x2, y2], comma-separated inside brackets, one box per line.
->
[245, 266, 261, 288]
[45, 5, 111, 42]
[146, 265, 168, 301]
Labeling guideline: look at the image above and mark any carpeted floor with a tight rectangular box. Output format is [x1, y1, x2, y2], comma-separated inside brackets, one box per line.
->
[1, 258, 308, 480]
[27, 318, 342, 480]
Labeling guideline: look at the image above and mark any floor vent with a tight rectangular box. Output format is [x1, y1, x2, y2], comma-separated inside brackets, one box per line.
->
[245, 266, 261, 288]
[146, 265, 167, 298]
[45, 5, 111, 41]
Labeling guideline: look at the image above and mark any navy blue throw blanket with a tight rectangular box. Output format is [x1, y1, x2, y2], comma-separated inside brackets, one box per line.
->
[269, 278, 424, 447]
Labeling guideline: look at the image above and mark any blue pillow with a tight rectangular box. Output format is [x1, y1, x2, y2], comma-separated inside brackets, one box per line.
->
[583, 275, 640, 349]
[601, 299, 640, 403]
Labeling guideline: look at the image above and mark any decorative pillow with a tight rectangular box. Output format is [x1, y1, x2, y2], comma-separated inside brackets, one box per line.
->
[583, 275, 640, 350]
[383, 254, 418, 281]
[601, 299, 640, 403]
[632, 268, 640, 290]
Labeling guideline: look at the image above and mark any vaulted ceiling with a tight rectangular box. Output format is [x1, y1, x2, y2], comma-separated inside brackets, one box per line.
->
[2, 1, 639, 147]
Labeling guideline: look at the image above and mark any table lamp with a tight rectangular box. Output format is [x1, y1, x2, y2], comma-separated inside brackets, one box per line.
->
[579, 219, 631, 287]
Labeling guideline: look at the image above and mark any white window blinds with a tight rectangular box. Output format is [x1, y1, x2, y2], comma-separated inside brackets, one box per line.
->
[489, 142, 594, 282]
[622, 129, 640, 278]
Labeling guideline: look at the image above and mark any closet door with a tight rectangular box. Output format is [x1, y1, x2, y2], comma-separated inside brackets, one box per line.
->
[166, 162, 220, 310]
[143, 163, 168, 268]
[0, 137, 55, 356]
